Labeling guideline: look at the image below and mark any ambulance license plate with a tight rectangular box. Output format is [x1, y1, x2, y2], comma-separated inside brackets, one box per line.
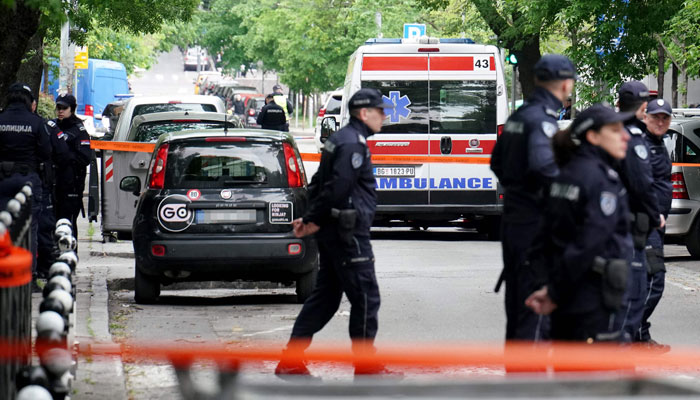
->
[374, 166, 415, 177]
[196, 209, 257, 224]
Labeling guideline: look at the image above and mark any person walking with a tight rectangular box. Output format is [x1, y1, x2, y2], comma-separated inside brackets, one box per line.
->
[257, 94, 288, 131]
[490, 54, 576, 341]
[275, 88, 397, 379]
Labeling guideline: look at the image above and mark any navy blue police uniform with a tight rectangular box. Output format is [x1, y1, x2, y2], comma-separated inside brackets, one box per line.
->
[529, 104, 632, 341]
[36, 119, 71, 276]
[0, 83, 51, 274]
[53, 94, 93, 240]
[637, 99, 673, 344]
[278, 88, 393, 377]
[613, 81, 660, 342]
[256, 98, 288, 131]
[490, 54, 576, 341]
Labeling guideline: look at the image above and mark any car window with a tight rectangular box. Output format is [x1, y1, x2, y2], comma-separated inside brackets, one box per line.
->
[133, 121, 237, 143]
[429, 80, 497, 134]
[681, 128, 700, 163]
[165, 140, 285, 188]
[326, 95, 342, 115]
[362, 80, 429, 134]
[132, 104, 218, 122]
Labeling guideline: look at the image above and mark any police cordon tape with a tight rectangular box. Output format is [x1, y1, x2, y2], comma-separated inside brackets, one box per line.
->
[90, 140, 700, 167]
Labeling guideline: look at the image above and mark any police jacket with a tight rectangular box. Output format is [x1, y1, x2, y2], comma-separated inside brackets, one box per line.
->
[41, 119, 72, 188]
[490, 87, 561, 224]
[619, 118, 660, 228]
[54, 115, 93, 190]
[644, 131, 672, 218]
[0, 102, 51, 170]
[256, 101, 287, 131]
[530, 144, 631, 314]
[303, 117, 376, 241]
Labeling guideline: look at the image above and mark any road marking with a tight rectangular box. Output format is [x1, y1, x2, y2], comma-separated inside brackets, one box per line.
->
[242, 325, 293, 337]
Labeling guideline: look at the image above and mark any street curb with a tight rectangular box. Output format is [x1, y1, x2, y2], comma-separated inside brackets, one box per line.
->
[89, 250, 134, 259]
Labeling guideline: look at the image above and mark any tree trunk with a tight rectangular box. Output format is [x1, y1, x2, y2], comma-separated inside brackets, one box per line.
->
[15, 25, 45, 104]
[515, 35, 541, 99]
[657, 43, 665, 99]
[671, 62, 678, 108]
[0, 1, 41, 107]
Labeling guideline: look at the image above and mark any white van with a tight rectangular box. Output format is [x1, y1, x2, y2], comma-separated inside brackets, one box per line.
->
[338, 37, 508, 233]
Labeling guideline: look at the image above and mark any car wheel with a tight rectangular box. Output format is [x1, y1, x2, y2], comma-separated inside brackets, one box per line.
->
[686, 217, 700, 259]
[134, 267, 160, 304]
[295, 266, 318, 304]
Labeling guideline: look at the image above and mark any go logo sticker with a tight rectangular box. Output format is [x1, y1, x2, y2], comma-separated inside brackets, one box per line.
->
[157, 194, 194, 232]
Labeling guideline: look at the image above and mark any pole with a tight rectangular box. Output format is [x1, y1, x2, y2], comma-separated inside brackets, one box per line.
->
[375, 12, 382, 38]
[196, 44, 201, 73]
[511, 65, 517, 114]
[58, 20, 75, 95]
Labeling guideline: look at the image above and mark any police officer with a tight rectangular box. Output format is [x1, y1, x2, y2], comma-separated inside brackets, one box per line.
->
[614, 81, 663, 342]
[272, 84, 293, 128]
[275, 88, 395, 379]
[53, 94, 93, 241]
[526, 104, 632, 342]
[256, 94, 288, 131]
[636, 98, 673, 351]
[0, 83, 51, 277]
[490, 54, 576, 341]
[34, 100, 71, 277]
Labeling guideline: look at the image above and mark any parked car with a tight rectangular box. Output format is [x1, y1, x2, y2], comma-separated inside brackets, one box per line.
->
[184, 47, 210, 71]
[120, 129, 318, 304]
[76, 59, 130, 125]
[127, 111, 243, 143]
[242, 95, 266, 128]
[314, 90, 343, 151]
[663, 117, 700, 257]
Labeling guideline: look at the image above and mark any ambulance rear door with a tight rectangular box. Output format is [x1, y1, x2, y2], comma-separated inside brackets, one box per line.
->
[360, 53, 431, 216]
[426, 47, 505, 215]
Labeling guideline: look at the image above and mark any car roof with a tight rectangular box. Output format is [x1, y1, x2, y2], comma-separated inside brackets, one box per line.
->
[156, 128, 294, 146]
[130, 111, 235, 125]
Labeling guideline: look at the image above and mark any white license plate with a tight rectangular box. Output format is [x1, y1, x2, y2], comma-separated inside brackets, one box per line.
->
[374, 166, 416, 177]
[195, 209, 256, 224]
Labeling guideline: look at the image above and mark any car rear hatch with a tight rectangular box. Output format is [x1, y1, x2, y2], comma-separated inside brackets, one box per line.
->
[154, 136, 303, 235]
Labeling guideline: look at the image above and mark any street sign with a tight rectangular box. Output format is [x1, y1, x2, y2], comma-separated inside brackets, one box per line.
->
[403, 24, 426, 39]
[74, 46, 88, 69]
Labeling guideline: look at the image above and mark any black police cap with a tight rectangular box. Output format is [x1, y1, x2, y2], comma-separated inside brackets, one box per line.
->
[617, 81, 650, 105]
[570, 103, 634, 143]
[55, 94, 77, 109]
[273, 84, 283, 92]
[534, 54, 578, 82]
[646, 98, 672, 116]
[8, 82, 34, 101]
[348, 88, 394, 110]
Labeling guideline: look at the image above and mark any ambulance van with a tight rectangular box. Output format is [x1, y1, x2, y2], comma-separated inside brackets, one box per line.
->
[337, 37, 508, 234]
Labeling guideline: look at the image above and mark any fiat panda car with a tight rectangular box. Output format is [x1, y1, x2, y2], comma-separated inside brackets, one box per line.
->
[120, 129, 318, 304]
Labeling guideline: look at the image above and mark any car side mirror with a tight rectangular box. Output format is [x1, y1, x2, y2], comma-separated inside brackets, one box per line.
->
[94, 114, 102, 120]
[119, 176, 141, 196]
[320, 117, 338, 143]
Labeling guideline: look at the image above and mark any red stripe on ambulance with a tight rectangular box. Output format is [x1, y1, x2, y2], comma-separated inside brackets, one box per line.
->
[430, 56, 474, 71]
[362, 56, 428, 71]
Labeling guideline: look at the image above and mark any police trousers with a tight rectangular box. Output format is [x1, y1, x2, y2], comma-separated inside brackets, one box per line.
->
[37, 184, 57, 276]
[0, 172, 42, 275]
[637, 229, 665, 342]
[501, 220, 549, 341]
[615, 242, 648, 342]
[551, 307, 620, 342]
[290, 236, 380, 353]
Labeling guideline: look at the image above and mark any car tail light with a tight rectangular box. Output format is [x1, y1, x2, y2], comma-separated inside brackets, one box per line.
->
[288, 243, 302, 255]
[148, 144, 169, 189]
[151, 245, 166, 257]
[248, 108, 255, 116]
[497, 124, 504, 136]
[85, 104, 94, 116]
[318, 108, 326, 118]
[283, 142, 303, 188]
[672, 172, 689, 199]
[168, 100, 182, 104]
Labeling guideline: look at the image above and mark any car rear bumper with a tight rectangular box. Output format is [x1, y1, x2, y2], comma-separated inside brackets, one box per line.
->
[666, 199, 700, 236]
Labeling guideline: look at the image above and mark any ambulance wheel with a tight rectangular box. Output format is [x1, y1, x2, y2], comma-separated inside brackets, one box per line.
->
[685, 218, 700, 259]
[296, 267, 318, 304]
[134, 267, 160, 304]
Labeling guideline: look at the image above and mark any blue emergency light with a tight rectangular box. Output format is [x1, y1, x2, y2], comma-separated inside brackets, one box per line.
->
[365, 38, 475, 45]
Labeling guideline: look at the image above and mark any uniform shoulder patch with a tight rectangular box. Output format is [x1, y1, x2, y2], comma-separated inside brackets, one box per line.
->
[600, 191, 617, 216]
[541, 121, 557, 138]
[80, 140, 90, 146]
[351, 152, 363, 169]
[634, 144, 648, 160]
[323, 140, 336, 153]
[47, 120, 56, 127]
[504, 120, 524, 134]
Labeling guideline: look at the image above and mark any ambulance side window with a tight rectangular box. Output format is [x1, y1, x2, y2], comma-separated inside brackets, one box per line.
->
[429, 81, 497, 134]
[362, 80, 429, 134]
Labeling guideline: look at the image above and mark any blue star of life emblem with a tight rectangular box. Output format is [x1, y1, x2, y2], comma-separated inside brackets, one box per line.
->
[383, 91, 411, 123]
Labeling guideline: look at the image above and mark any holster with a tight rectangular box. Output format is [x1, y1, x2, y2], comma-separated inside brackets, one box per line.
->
[645, 247, 665, 275]
[631, 212, 650, 249]
[0, 161, 15, 178]
[331, 208, 357, 246]
[592, 256, 628, 312]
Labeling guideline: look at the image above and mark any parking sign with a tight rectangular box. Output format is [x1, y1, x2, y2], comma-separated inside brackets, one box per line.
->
[403, 24, 426, 39]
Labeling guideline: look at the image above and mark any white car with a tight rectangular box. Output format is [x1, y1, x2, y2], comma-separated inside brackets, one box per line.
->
[184, 47, 210, 71]
[314, 89, 343, 152]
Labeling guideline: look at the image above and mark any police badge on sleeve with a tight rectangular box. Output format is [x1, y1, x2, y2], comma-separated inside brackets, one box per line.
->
[351, 152, 363, 169]
[542, 121, 557, 138]
[600, 191, 617, 216]
[634, 144, 648, 160]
